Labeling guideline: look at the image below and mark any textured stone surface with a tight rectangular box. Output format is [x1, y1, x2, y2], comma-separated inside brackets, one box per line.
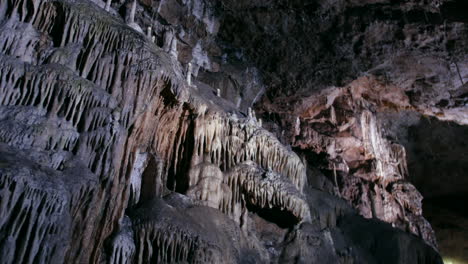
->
[0, 0, 464, 263]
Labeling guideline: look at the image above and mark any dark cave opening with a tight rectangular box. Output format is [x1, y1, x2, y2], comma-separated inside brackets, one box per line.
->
[140, 154, 161, 202]
[423, 194, 468, 264]
[405, 117, 468, 199]
[380, 113, 468, 263]
[246, 203, 300, 229]
[160, 84, 178, 108]
[167, 103, 196, 194]
[441, 0, 468, 23]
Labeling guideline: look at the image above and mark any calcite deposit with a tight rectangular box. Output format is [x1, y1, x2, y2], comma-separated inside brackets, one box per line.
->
[1, 0, 466, 263]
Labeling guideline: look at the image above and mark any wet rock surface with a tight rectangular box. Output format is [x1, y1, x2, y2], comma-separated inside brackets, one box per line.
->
[0, 0, 465, 263]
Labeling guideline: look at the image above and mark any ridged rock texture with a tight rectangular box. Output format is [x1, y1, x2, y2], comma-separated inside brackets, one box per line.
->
[0, 0, 466, 263]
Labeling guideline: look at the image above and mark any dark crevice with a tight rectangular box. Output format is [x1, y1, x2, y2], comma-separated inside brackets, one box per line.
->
[48, 4, 65, 47]
[140, 154, 161, 202]
[247, 203, 299, 229]
[441, 0, 468, 23]
[168, 104, 195, 194]
[160, 83, 178, 108]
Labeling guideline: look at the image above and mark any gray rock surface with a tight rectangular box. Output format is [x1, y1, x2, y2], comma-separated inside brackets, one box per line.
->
[0, 0, 463, 263]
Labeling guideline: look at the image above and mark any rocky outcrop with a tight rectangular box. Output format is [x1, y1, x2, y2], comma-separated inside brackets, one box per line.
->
[271, 76, 439, 248]
[0, 0, 461, 263]
[237, 0, 467, 253]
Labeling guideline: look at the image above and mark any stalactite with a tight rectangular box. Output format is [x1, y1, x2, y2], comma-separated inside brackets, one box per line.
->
[187, 63, 193, 86]
[0, 143, 99, 264]
[130, 198, 236, 264]
[105, 0, 112, 12]
[129, 0, 136, 24]
[128, 151, 148, 206]
[0, 1, 184, 262]
[108, 217, 135, 264]
[220, 162, 310, 222]
[360, 110, 408, 182]
[187, 113, 307, 192]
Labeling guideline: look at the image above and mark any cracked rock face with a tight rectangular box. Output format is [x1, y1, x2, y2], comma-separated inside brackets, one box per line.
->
[0, 0, 465, 263]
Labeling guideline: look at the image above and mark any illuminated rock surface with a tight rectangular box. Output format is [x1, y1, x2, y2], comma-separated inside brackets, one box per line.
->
[0, 0, 466, 263]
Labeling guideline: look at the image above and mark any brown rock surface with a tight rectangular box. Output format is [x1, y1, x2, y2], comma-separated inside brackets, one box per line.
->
[1, 0, 465, 263]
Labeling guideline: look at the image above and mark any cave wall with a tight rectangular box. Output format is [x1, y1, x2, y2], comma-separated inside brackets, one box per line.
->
[0, 0, 465, 263]
[379, 111, 468, 198]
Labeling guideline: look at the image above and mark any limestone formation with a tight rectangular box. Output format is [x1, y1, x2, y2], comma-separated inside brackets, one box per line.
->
[105, 0, 111, 12]
[286, 78, 440, 248]
[0, 0, 463, 263]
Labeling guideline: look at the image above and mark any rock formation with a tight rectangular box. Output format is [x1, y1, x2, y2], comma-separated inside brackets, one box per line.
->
[0, 0, 466, 263]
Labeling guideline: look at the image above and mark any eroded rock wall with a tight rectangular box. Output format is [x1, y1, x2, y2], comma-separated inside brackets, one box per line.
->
[0, 0, 453, 263]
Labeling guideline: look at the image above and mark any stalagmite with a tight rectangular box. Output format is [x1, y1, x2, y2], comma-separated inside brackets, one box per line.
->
[217, 88, 221, 97]
[147, 26, 152, 38]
